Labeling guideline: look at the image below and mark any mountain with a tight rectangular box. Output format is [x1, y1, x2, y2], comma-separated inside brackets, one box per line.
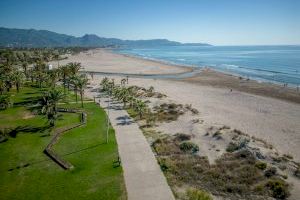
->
[0, 27, 211, 48]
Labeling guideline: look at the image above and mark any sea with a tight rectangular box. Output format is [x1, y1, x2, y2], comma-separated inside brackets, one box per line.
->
[115, 45, 300, 87]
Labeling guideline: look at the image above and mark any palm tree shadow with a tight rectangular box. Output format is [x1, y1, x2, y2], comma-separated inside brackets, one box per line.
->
[7, 125, 51, 138]
[116, 115, 134, 126]
[13, 96, 41, 107]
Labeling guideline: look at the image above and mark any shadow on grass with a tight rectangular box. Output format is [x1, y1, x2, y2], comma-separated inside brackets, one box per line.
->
[13, 96, 41, 107]
[6, 125, 52, 138]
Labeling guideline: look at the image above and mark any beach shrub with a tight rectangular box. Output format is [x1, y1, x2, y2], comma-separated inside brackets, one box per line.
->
[158, 158, 169, 172]
[294, 167, 300, 178]
[264, 167, 277, 177]
[152, 138, 182, 155]
[226, 142, 239, 152]
[174, 133, 191, 142]
[255, 161, 267, 170]
[179, 142, 199, 154]
[212, 130, 222, 140]
[283, 154, 293, 160]
[186, 188, 212, 200]
[265, 179, 289, 199]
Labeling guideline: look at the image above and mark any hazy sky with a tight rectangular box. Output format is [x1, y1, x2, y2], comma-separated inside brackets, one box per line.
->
[0, 0, 299, 45]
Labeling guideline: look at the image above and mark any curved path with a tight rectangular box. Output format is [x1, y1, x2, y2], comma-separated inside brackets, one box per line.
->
[86, 86, 175, 200]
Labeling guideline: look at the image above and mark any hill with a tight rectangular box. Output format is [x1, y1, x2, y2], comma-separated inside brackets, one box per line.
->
[0, 27, 211, 48]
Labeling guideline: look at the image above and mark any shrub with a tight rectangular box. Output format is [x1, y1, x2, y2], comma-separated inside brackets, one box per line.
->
[255, 161, 267, 170]
[226, 142, 239, 152]
[264, 167, 277, 177]
[179, 142, 199, 154]
[158, 158, 169, 171]
[265, 179, 289, 199]
[295, 167, 300, 178]
[212, 131, 222, 140]
[283, 154, 293, 160]
[174, 133, 191, 142]
[186, 188, 212, 200]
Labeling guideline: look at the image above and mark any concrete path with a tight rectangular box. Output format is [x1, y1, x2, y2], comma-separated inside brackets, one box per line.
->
[86, 87, 175, 200]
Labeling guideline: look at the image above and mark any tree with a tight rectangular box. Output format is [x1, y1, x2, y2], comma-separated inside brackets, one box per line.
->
[70, 75, 80, 103]
[40, 89, 65, 126]
[48, 69, 60, 88]
[59, 65, 70, 93]
[22, 62, 28, 79]
[33, 61, 47, 88]
[76, 75, 88, 108]
[67, 62, 82, 76]
[12, 71, 25, 93]
[53, 53, 60, 68]
[0, 95, 12, 110]
[135, 100, 147, 119]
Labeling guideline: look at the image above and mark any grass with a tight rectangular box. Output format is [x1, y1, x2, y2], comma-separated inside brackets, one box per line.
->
[0, 86, 126, 200]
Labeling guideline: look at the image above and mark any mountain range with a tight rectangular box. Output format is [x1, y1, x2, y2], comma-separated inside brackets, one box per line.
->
[0, 27, 211, 48]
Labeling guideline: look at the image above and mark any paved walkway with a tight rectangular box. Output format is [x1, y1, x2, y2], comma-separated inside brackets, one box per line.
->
[86, 87, 175, 200]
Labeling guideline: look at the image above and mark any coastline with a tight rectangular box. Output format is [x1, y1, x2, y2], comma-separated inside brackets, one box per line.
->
[73, 48, 300, 104]
[78, 48, 300, 198]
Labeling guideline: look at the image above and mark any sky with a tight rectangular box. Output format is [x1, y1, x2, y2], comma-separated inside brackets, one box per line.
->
[0, 0, 299, 45]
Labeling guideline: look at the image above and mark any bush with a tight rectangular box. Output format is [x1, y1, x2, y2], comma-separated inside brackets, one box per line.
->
[265, 179, 289, 199]
[212, 130, 222, 139]
[226, 142, 239, 152]
[255, 161, 267, 170]
[264, 167, 277, 177]
[186, 188, 212, 200]
[174, 133, 191, 142]
[179, 142, 199, 154]
[158, 158, 169, 171]
[295, 167, 300, 178]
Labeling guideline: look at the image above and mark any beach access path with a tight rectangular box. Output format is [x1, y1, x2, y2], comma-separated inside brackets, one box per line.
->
[86, 86, 175, 200]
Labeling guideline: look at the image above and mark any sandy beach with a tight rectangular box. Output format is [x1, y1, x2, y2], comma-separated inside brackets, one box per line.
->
[76, 48, 300, 199]
[65, 48, 300, 161]
[51, 48, 192, 75]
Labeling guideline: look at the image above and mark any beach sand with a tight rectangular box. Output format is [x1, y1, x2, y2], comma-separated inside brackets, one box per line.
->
[65, 48, 300, 161]
[51, 48, 191, 75]
[76, 48, 300, 199]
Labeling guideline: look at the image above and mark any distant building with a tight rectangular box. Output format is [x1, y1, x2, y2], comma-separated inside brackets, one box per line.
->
[48, 64, 53, 70]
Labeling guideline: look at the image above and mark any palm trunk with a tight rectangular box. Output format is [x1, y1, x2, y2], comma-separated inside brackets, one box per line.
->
[74, 88, 78, 103]
[80, 92, 83, 108]
[63, 75, 66, 94]
[16, 83, 19, 93]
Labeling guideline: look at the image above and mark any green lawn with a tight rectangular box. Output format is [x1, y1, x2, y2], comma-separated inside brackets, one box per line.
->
[0, 86, 126, 200]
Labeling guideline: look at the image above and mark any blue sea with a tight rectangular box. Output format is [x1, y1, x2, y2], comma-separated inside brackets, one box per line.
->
[115, 45, 300, 86]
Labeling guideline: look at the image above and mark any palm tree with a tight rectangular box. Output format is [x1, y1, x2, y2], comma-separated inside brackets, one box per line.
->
[12, 71, 25, 93]
[70, 75, 80, 103]
[75, 75, 88, 108]
[22, 62, 28, 79]
[135, 100, 147, 119]
[68, 62, 82, 76]
[0, 95, 12, 110]
[40, 89, 65, 126]
[53, 53, 60, 68]
[33, 61, 47, 88]
[59, 65, 70, 93]
[48, 69, 60, 88]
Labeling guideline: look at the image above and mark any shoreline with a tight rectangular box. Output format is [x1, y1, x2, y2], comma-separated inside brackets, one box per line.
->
[61, 48, 300, 104]
[107, 48, 300, 104]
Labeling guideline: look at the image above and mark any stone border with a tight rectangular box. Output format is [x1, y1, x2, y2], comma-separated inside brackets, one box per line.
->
[43, 108, 87, 170]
